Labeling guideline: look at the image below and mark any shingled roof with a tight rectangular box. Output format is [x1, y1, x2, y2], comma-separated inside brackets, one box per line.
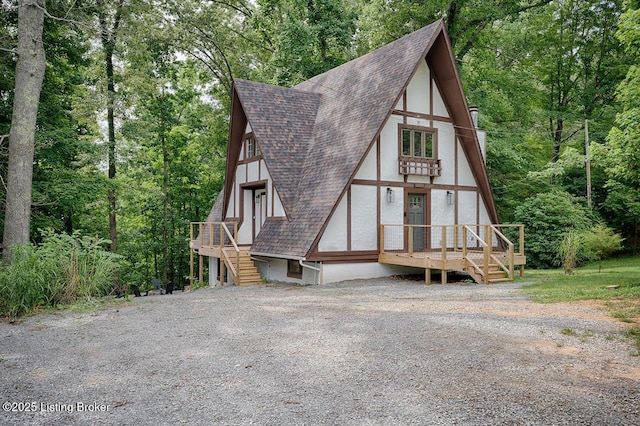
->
[221, 20, 497, 259]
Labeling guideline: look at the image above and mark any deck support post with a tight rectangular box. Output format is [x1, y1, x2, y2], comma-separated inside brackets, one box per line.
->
[198, 253, 204, 284]
[425, 268, 431, 285]
[220, 259, 226, 286]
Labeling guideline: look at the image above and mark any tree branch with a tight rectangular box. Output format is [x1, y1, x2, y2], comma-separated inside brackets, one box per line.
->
[0, 47, 16, 54]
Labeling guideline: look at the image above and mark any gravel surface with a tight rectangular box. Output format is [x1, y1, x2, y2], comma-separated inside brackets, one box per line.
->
[1, 279, 639, 425]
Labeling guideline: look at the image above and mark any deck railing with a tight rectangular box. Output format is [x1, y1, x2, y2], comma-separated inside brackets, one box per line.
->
[189, 221, 240, 286]
[380, 224, 524, 283]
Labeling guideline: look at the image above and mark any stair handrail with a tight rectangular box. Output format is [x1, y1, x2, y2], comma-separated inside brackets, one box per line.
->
[221, 247, 238, 283]
[490, 225, 515, 280]
[220, 222, 241, 284]
[463, 226, 489, 284]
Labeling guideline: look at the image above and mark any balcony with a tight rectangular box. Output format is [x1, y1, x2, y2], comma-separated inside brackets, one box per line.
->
[398, 156, 441, 177]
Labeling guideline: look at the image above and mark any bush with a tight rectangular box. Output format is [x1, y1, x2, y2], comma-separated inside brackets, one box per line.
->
[582, 223, 623, 272]
[513, 190, 594, 268]
[0, 232, 121, 317]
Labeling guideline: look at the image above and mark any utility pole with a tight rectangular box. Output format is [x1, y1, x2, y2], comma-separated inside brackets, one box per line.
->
[585, 119, 592, 209]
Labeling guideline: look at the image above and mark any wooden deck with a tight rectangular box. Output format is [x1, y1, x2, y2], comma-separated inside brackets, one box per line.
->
[379, 224, 526, 284]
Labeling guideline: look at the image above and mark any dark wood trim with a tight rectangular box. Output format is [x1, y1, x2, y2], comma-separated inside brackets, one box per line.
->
[223, 87, 248, 219]
[240, 180, 268, 189]
[307, 250, 379, 263]
[351, 179, 478, 192]
[391, 109, 452, 123]
[347, 187, 352, 251]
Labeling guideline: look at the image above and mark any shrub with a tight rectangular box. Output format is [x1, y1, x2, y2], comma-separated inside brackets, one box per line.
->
[513, 190, 594, 268]
[558, 230, 581, 275]
[0, 232, 121, 317]
[582, 223, 623, 272]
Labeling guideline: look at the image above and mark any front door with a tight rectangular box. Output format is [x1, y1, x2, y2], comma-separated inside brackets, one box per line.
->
[408, 193, 426, 251]
[253, 189, 266, 240]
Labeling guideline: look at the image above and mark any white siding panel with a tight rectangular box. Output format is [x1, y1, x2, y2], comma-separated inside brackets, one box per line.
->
[236, 164, 246, 186]
[380, 115, 404, 182]
[355, 143, 377, 180]
[351, 185, 378, 250]
[458, 191, 477, 225]
[394, 95, 404, 110]
[226, 186, 235, 219]
[406, 60, 430, 114]
[431, 189, 454, 225]
[247, 161, 259, 183]
[273, 188, 286, 217]
[237, 189, 253, 245]
[245, 123, 252, 133]
[433, 83, 449, 117]
[435, 121, 455, 185]
[457, 140, 476, 186]
[318, 195, 347, 252]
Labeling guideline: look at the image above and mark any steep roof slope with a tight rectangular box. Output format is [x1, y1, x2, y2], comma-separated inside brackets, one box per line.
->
[227, 20, 496, 258]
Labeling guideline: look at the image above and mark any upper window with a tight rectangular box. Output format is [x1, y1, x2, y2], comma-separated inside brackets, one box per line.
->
[244, 134, 260, 160]
[398, 124, 441, 177]
[401, 127, 434, 159]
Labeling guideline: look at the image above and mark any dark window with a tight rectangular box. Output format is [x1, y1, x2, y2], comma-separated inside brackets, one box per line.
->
[401, 128, 434, 159]
[287, 260, 302, 279]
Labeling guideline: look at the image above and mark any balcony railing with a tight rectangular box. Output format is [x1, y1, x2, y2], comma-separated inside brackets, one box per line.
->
[398, 156, 441, 177]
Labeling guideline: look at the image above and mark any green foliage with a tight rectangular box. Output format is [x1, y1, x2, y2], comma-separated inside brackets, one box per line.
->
[558, 230, 581, 275]
[582, 223, 624, 271]
[514, 191, 594, 268]
[0, 232, 121, 317]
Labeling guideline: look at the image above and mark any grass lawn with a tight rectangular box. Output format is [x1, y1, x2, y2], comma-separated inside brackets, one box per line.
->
[521, 255, 640, 351]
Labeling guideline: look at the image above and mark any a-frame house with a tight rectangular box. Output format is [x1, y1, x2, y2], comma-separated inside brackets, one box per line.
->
[190, 20, 525, 286]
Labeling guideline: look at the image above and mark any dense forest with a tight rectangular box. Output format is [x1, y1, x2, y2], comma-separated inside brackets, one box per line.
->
[1, 0, 639, 293]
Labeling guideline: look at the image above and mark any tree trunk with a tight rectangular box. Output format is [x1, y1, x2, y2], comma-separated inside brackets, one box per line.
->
[2, 0, 46, 264]
[98, 0, 124, 252]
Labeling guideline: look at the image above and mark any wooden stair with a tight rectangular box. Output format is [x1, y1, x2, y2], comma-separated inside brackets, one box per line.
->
[466, 262, 510, 284]
[223, 248, 263, 286]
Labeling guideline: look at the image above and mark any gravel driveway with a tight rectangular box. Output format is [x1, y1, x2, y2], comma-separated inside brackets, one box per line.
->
[1, 279, 639, 425]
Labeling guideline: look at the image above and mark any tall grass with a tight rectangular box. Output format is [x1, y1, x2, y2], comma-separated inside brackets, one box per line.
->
[0, 232, 121, 317]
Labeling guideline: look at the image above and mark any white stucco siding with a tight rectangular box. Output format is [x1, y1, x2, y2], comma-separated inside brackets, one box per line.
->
[321, 263, 423, 284]
[236, 164, 246, 186]
[380, 115, 404, 182]
[225, 185, 236, 219]
[272, 187, 286, 217]
[237, 189, 253, 245]
[458, 190, 478, 225]
[457, 140, 476, 187]
[431, 189, 454, 225]
[247, 161, 260, 182]
[432, 82, 449, 117]
[354, 143, 377, 180]
[380, 186, 404, 250]
[318, 195, 348, 252]
[406, 60, 430, 114]
[406, 117, 430, 128]
[434, 121, 455, 185]
[245, 123, 252, 133]
[479, 200, 491, 224]
[394, 95, 404, 110]
[351, 185, 378, 250]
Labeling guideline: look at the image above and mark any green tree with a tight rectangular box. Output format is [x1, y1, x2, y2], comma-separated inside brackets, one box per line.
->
[513, 190, 594, 268]
[251, 0, 357, 85]
[582, 223, 623, 272]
